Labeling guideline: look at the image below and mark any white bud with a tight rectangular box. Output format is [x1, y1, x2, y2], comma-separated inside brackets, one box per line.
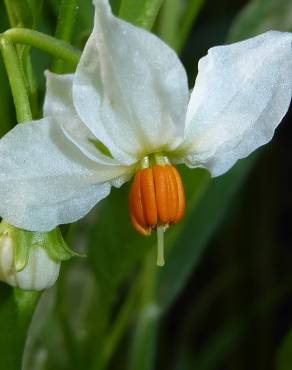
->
[0, 230, 60, 291]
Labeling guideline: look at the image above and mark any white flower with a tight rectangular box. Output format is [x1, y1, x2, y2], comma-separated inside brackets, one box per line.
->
[0, 0, 291, 264]
[0, 222, 60, 290]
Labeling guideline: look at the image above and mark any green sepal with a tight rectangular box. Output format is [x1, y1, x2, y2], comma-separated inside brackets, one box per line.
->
[14, 228, 31, 272]
[30, 228, 85, 262]
[0, 221, 83, 273]
[0, 222, 30, 272]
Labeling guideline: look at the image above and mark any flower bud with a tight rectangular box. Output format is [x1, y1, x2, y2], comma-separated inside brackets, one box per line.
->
[0, 221, 77, 291]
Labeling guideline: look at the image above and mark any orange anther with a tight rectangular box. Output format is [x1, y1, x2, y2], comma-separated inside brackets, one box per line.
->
[171, 166, 186, 223]
[130, 214, 151, 236]
[129, 171, 145, 227]
[140, 168, 157, 227]
[129, 164, 185, 236]
[165, 166, 179, 221]
[153, 165, 169, 224]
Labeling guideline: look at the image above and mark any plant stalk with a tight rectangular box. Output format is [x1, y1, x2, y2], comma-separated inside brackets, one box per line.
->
[52, 0, 80, 73]
[3, 28, 81, 68]
[0, 36, 32, 122]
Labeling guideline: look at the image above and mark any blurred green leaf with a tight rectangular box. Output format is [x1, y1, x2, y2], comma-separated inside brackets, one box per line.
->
[175, 0, 205, 52]
[126, 254, 159, 370]
[195, 277, 292, 370]
[0, 5, 14, 134]
[159, 0, 181, 48]
[110, 0, 122, 15]
[0, 287, 40, 370]
[228, 0, 292, 41]
[4, 0, 33, 28]
[54, 0, 79, 43]
[159, 0, 205, 51]
[276, 330, 292, 370]
[88, 185, 150, 296]
[0, 60, 14, 135]
[0, 287, 20, 370]
[27, 0, 44, 27]
[119, 0, 164, 30]
[51, 0, 80, 73]
[74, 0, 93, 29]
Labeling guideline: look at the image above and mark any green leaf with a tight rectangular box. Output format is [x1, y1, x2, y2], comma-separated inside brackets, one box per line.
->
[228, 0, 292, 41]
[276, 330, 292, 370]
[119, 0, 164, 30]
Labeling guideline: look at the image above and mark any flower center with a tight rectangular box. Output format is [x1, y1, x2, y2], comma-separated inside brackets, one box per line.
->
[128, 158, 185, 266]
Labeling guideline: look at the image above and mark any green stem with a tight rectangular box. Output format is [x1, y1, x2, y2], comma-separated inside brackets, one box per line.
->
[13, 289, 41, 368]
[3, 28, 81, 68]
[22, 49, 39, 118]
[0, 37, 32, 122]
[14, 289, 41, 327]
[4, 0, 18, 27]
[52, 0, 80, 73]
[55, 0, 79, 42]
[5, 0, 41, 119]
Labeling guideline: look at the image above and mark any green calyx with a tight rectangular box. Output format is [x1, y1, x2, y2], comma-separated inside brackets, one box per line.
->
[0, 221, 81, 273]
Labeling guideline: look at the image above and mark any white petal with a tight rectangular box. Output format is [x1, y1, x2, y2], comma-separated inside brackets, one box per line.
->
[44, 71, 126, 167]
[0, 234, 60, 291]
[73, 0, 189, 164]
[182, 31, 292, 176]
[0, 118, 129, 231]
